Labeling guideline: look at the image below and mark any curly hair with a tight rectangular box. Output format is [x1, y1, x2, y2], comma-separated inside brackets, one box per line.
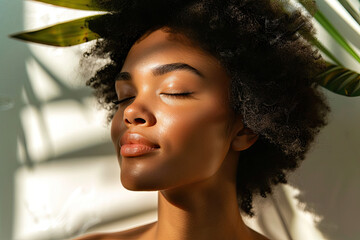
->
[83, 0, 330, 216]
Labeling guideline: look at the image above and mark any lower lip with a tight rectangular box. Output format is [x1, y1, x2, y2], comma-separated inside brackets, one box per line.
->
[120, 144, 159, 157]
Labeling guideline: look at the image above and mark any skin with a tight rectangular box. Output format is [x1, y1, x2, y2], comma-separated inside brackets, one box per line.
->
[75, 28, 268, 240]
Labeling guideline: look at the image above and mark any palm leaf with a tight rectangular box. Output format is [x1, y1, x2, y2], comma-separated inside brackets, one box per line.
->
[298, 1, 360, 64]
[10, 15, 104, 47]
[314, 10, 360, 64]
[31, 0, 108, 11]
[315, 63, 360, 97]
[338, 0, 360, 25]
[308, 35, 343, 66]
[297, 0, 318, 16]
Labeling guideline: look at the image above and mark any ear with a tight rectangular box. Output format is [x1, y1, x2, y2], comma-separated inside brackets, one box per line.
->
[231, 124, 259, 152]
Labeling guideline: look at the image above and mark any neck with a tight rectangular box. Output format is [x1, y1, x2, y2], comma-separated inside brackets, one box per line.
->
[150, 151, 255, 240]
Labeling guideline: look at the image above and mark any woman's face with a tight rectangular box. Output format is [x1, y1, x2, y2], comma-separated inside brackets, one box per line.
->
[111, 28, 241, 191]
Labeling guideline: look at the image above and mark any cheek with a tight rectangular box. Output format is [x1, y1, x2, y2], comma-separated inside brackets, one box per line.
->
[160, 99, 231, 177]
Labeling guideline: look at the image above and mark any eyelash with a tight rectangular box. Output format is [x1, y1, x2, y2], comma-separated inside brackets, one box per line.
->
[112, 92, 194, 105]
[112, 97, 134, 106]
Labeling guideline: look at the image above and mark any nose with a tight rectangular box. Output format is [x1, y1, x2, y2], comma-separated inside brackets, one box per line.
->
[123, 99, 156, 127]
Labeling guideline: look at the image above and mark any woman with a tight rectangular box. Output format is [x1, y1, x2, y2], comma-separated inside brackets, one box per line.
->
[72, 0, 330, 239]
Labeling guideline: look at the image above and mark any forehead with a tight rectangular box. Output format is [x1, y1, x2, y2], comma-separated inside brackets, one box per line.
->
[121, 28, 226, 76]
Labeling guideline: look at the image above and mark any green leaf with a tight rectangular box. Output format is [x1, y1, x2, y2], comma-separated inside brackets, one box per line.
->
[10, 14, 105, 47]
[314, 10, 360, 64]
[315, 63, 360, 97]
[308, 36, 343, 66]
[338, 0, 360, 25]
[297, 0, 318, 16]
[31, 0, 108, 11]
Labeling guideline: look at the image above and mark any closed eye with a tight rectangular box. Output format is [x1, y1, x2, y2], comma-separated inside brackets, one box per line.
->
[112, 96, 135, 105]
[160, 92, 194, 98]
[112, 92, 194, 106]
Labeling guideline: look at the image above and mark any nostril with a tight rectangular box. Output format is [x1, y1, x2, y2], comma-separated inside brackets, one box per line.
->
[135, 118, 146, 124]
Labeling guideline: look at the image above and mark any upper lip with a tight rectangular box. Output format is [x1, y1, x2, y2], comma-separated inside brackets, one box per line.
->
[120, 132, 160, 148]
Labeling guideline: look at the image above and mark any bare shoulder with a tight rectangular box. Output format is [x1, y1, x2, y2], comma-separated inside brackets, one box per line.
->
[73, 221, 157, 240]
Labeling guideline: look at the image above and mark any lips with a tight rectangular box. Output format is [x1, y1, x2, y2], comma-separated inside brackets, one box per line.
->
[120, 132, 160, 157]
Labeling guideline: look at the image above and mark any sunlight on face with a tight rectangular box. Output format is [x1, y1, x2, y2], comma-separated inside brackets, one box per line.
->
[111, 28, 239, 191]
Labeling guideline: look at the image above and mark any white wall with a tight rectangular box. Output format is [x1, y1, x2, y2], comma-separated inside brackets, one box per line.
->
[0, 1, 29, 239]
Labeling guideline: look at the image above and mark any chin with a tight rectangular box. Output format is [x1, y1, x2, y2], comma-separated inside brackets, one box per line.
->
[120, 173, 168, 191]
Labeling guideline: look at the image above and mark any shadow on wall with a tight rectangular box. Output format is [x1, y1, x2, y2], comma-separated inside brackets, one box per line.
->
[289, 90, 360, 240]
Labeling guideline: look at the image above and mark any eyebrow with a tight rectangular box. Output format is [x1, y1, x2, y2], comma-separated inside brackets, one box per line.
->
[153, 63, 204, 77]
[116, 72, 131, 81]
[115, 63, 204, 81]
